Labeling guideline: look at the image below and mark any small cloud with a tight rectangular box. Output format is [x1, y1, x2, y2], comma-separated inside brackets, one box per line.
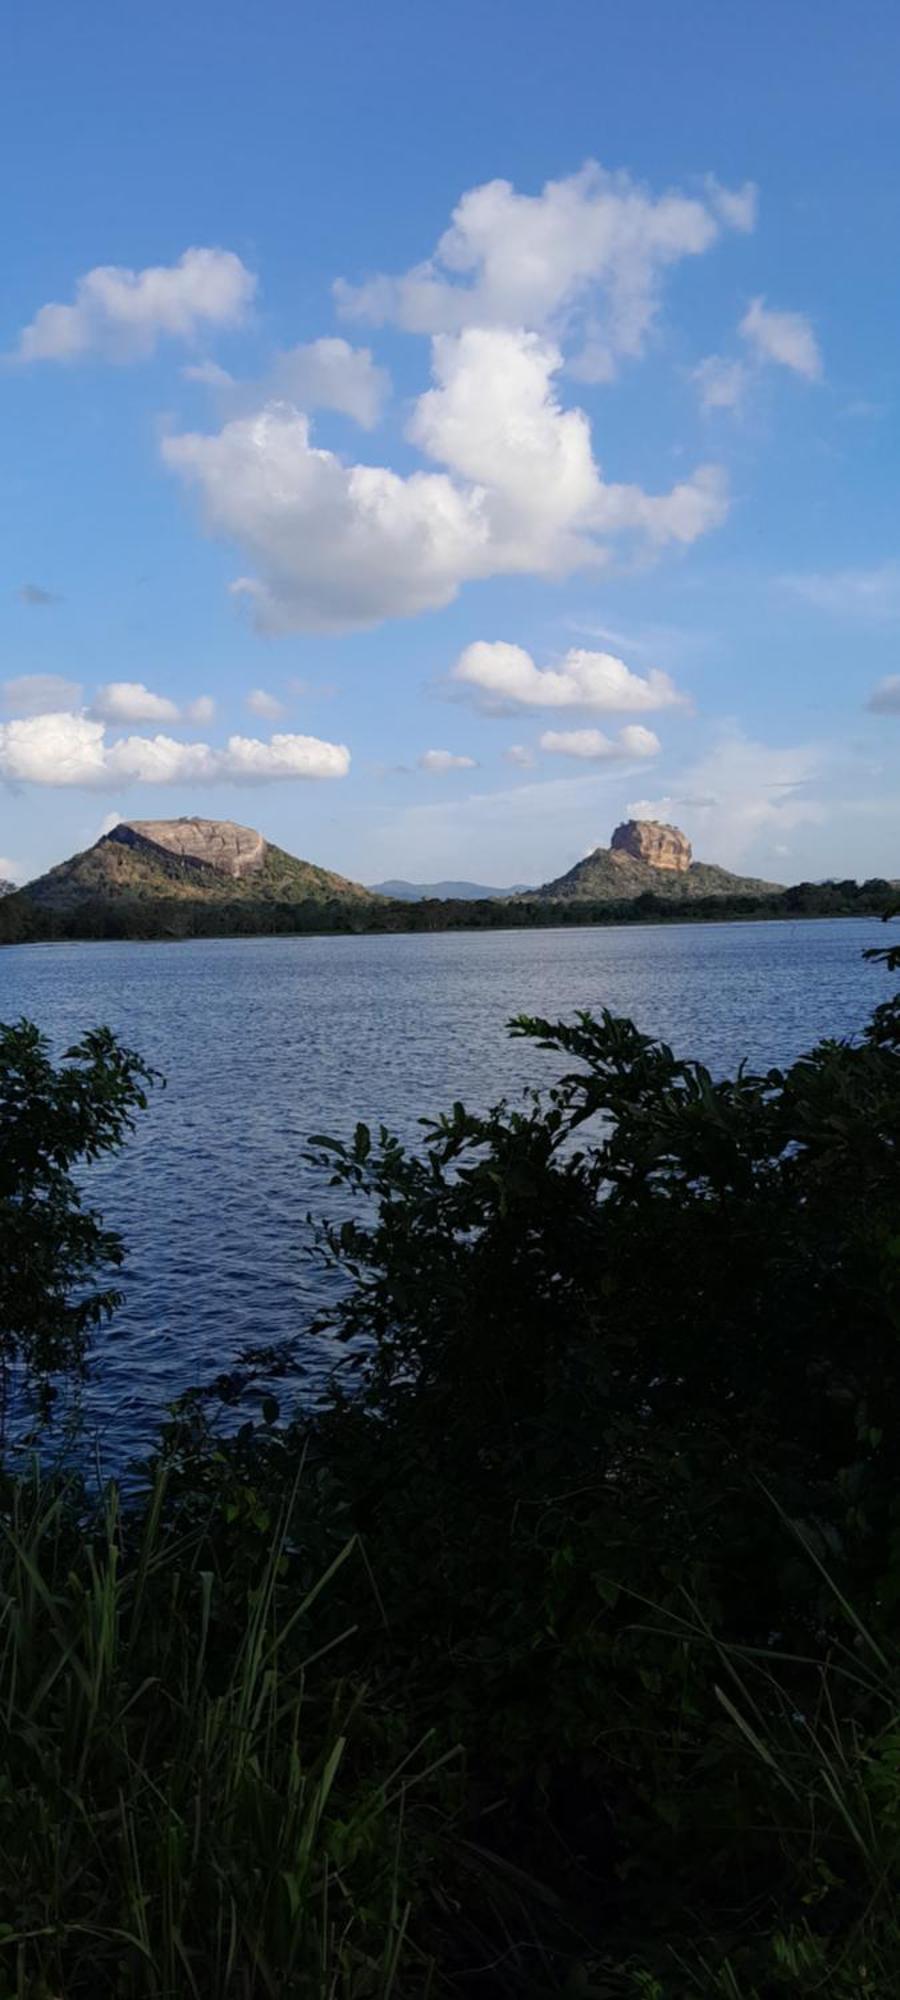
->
[418, 748, 478, 773]
[693, 356, 748, 412]
[739, 296, 823, 381]
[0, 855, 25, 884]
[539, 725, 660, 761]
[451, 640, 687, 715]
[90, 681, 215, 725]
[2, 672, 82, 715]
[505, 743, 536, 769]
[287, 675, 338, 699]
[246, 687, 285, 721]
[784, 560, 900, 623]
[12, 247, 256, 365]
[182, 358, 235, 387]
[705, 177, 758, 233]
[18, 582, 62, 607]
[866, 675, 900, 715]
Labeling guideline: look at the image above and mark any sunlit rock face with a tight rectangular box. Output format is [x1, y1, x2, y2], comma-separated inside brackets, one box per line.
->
[112, 818, 266, 879]
[610, 819, 692, 873]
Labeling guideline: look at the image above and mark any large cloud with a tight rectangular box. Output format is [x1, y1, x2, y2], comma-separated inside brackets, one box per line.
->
[450, 640, 686, 715]
[13, 248, 256, 364]
[0, 712, 349, 787]
[336, 162, 755, 380]
[163, 330, 727, 631]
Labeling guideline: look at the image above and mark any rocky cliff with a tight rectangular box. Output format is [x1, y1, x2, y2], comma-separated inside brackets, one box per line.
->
[113, 818, 267, 879]
[610, 819, 692, 872]
[22, 817, 379, 910]
[531, 823, 780, 903]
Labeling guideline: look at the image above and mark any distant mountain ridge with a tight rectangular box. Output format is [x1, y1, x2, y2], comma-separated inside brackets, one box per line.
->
[24, 817, 378, 909]
[529, 819, 781, 903]
[370, 878, 533, 901]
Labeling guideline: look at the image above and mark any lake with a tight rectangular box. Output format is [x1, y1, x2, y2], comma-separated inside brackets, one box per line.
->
[0, 917, 892, 1467]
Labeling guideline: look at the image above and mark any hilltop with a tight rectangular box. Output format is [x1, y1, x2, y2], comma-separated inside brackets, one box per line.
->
[531, 819, 781, 902]
[23, 817, 378, 910]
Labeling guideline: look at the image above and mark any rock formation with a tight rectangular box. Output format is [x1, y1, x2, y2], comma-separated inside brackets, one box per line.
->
[112, 817, 266, 880]
[610, 820, 692, 873]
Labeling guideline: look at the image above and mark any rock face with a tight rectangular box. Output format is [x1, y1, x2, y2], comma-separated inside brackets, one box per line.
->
[610, 820, 692, 873]
[111, 817, 266, 880]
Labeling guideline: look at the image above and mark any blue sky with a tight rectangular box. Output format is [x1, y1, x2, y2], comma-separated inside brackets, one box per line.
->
[2, 0, 899, 888]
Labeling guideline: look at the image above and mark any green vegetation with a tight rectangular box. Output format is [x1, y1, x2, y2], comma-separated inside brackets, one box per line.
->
[0, 1021, 156, 1433]
[0, 872, 896, 944]
[23, 827, 377, 910]
[531, 842, 780, 902]
[2, 930, 900, 1993]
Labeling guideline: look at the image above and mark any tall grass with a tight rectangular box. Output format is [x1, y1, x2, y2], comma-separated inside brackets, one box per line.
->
[0, 1461, 441, 1999]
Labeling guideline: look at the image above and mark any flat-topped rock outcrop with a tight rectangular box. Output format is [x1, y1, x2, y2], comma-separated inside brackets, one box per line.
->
[112, 817, 267, 879]
[20, 815, 379, 909]
[611, 819, 692, 873]
[530, 822, 779, 903]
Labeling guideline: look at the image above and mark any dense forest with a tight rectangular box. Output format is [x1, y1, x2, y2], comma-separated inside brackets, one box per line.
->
[0, 873, 896, 943]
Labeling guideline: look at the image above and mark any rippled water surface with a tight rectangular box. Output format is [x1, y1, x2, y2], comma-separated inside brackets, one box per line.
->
[1, 918, 890, 1463]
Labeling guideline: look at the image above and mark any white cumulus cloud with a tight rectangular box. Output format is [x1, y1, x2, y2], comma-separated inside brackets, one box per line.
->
[13, 248, 256, 364]
[90, 682, 215, 725]
[539, 724, 660, 761]
[0, 711, 349, 788]
[337, 161, 755, 380]
[739, 297, 822, 381]
[450, 639, 686, 715]
[418, 748, 477, 772]
[164, 332, 726, 633]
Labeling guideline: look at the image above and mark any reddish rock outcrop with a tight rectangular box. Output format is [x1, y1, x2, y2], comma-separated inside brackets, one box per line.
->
[610, 819, 692, 873]
[112, 817, 266, 879]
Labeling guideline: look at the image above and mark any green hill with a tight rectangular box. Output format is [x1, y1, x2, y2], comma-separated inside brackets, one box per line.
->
[23, 817, 379, 910]
[532, 820, 780, 902]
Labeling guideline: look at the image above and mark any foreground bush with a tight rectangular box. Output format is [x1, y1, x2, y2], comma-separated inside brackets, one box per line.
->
[2, 937, 900, 1993]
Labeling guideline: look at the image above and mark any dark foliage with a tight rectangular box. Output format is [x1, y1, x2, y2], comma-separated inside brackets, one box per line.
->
[0, 874, 896, 945]
[0, 1021, 156, 1426]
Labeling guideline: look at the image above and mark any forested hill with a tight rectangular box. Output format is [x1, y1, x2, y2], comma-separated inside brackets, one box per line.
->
[22, 816, 379, 910]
